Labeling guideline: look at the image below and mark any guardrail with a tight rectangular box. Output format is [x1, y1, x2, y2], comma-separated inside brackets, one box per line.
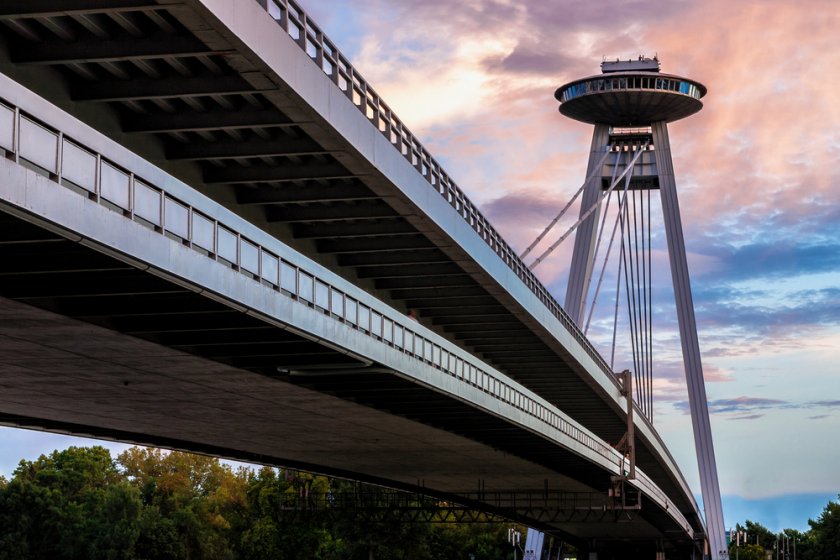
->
[0, 76, 692, 537]
[265, 487, 636, 516]
[256, 0, 618, 387]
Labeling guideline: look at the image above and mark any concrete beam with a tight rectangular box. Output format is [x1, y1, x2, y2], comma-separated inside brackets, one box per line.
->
[355, 263, 465, 279]
[123, 108, 294, 133]
[317, 236, 432, 253]
[235, 182, 375, 205]
[169, 137, 331, 161]
[293, 221, 416, 239]
[74, 74, 255, 102]
[0, 0, 155, 18]
[337, 250, 449, 267]
[206, 162, 354, 184]
[13, 34, 220, 64]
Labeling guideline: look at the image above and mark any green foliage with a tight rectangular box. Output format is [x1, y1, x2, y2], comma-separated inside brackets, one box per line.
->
[728, 518, 825, 560]
[808, 496, 840, 560]
[732, 544, 766, 560]
[13, 445, 840, 560]
[432, 523, 513, 560]
[117, 447, 246, 560]
[0, 446, 141, 560]
[134, 506, 186, 560]
[237, 467, 332, 560]
[777, 529, 812, 560]
[739, 520, 777, 548]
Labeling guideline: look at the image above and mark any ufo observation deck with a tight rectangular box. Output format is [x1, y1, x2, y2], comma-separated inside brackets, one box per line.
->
[555, 70, 706, 126]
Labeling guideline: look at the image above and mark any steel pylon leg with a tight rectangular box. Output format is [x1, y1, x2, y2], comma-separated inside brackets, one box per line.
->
[565, 124, 610, 324]
[652, 121, 726, 560]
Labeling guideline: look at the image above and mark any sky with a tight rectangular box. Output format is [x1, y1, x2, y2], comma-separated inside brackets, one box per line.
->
[3, 0, 839, 535]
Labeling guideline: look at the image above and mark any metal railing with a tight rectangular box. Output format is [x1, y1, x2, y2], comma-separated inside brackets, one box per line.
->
[256, 0, 617, 386]
[239, 486, 645, 526]
[0, 79, 691, 537]
[269, 487, 639, 518]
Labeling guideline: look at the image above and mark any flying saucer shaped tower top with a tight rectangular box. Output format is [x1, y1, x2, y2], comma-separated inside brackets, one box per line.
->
[555, 56, 706, 126]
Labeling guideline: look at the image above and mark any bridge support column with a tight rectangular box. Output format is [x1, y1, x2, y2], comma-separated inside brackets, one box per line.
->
[564, 124, 611, 324]
[652, 121, 725, 560]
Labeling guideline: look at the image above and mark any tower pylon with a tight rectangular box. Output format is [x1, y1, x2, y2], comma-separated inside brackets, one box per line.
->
[555, 57, 725, 560]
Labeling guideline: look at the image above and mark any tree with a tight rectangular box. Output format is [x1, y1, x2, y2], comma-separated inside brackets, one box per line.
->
[430, 523, 513, 560]
[117, 447, 247, 560]
[733, 544, 766, 560]
[741, 520, 777, 549]
[0, 444, 553, 560]
[808, 496, 840, 560]
[0, 446, 141, 560]
[778, 529, 811, 560]
[237, 467, 333, 560]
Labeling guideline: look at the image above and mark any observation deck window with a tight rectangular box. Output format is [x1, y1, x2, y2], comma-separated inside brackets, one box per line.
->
[560, 75, 701, 103]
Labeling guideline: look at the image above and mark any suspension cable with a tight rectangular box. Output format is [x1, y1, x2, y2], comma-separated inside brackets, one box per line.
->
[610, 230, 623, 371]
[583, 189, 614, 336]
[520, 148, 614, 260]
[529, 142, 649, 269]
[647, 188, 654, 419]
[632, 190, 646, 414]
[581, 152, 622, 334]
[584, 154, 633, 336]
[630, 197, 644, 409]
[587, 142, 657, 420]
[641, 189, 651, 417]
[624, 184, 656, 418]
[620, 199, 642, 405]
[522, 140, 659, 419]
[632, 190, 643, 414]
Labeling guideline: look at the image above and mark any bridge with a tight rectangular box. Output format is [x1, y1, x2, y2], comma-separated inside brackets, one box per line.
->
[0, 1, 715, 558]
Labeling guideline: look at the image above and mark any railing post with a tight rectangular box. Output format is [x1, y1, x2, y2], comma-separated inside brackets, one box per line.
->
[12, 107, 20, 163]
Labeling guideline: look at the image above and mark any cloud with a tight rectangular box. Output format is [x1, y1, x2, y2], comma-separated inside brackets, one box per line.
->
[729, 414, 765, 421]
[810, 400, 840, 408]
[672, 396, 786, 416]
[699, 244, 840, 283]
[672, 396, 840, 418]
[697, 291, 840, 332]
[485, 44, 576, 75]
[708, 397, 788, 414]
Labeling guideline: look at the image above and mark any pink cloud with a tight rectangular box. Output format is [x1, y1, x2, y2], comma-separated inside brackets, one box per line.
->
[334, 0, 839, 250]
